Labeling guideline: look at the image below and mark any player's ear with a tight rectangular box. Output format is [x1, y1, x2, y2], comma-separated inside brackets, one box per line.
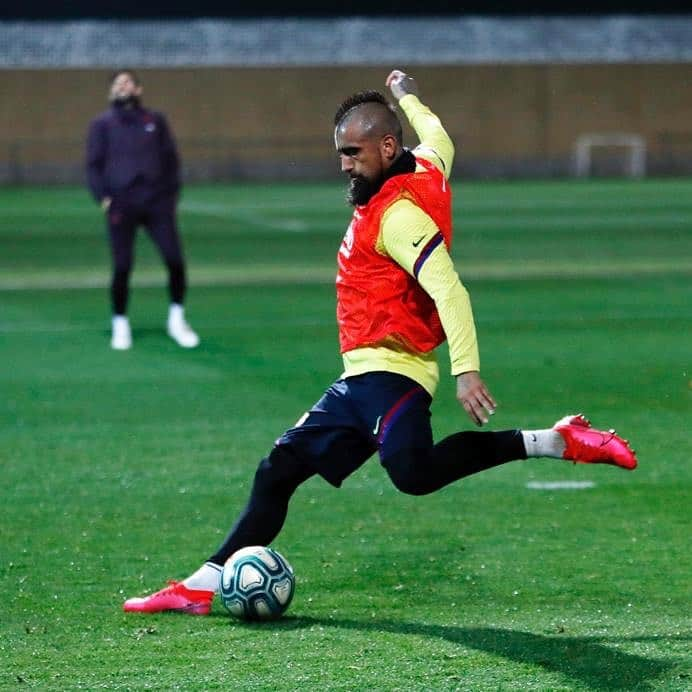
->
[380, 134, 398, 162]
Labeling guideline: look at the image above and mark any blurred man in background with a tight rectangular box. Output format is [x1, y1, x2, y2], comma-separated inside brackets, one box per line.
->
[86, 69, 199, 350]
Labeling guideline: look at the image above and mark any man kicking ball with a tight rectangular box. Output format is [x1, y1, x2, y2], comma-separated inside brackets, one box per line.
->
[123, 69, 636, 615]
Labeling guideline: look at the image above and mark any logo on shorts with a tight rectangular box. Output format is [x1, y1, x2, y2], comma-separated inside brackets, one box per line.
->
[372, 416, 382, 436]
[294, 412, 309, 428]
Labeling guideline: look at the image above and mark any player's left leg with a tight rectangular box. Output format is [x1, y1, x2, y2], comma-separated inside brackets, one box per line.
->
[379, 400, 636, 496]
[185, 384, 376, 593]
[121, 581, 215, 615]
[123, 445, 315, 616]
[206, 446, 316, 568]
[145, 199, 199, 348]
[123, 378, 376, 614]
[107, 202, 138, 349]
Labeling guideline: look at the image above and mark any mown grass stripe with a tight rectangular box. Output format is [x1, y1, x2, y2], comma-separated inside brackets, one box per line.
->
[2, 258, 691, 291]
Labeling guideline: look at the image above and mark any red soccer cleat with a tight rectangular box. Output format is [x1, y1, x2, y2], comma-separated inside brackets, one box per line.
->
[123, 581, 214, 615]
[554, 414, 637, 470]
[553, 413, 592, 430]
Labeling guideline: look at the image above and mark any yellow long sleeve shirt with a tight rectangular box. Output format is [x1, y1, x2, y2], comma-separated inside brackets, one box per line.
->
[342, 94, 480, 396]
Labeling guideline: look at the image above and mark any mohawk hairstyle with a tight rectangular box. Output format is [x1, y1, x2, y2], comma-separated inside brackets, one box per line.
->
[334, 90, 390, 126]
[334, 90, 403, 144]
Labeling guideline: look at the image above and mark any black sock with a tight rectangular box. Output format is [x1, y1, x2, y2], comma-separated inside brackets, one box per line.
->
[383, 430, 527, 496]
[111, 269, 130, 315]
[168, 262, 186, 305]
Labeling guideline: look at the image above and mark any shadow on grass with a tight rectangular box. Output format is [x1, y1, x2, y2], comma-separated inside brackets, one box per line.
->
[258, 616, 677, 690]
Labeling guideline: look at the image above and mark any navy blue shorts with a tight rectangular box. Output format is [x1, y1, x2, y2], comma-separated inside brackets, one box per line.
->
[275, 371, 433, 487]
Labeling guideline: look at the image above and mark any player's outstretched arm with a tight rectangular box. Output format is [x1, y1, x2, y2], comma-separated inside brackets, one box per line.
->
[456, 371, 497, 427]
[386, 69, 419, 101]
[385, 69, 454, 176]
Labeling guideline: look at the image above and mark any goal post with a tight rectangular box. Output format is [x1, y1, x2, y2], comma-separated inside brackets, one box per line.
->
[573, 133, 647, 178]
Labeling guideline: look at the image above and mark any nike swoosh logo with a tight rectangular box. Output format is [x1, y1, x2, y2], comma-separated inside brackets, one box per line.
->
[372, 416, 382, 436]
[412, 235, 426, 247]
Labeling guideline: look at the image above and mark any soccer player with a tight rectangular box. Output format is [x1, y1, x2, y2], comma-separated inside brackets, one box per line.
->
[86, 69, 199, 350]
[123, 69, 636, 615]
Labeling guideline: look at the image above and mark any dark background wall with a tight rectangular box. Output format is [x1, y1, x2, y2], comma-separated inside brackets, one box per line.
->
[2, 63, 691, 182]
[2, 8, 691, 182]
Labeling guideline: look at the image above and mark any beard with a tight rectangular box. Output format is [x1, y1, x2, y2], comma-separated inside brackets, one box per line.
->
[347, 173, 384, 207]
[111, 94, 141, 108]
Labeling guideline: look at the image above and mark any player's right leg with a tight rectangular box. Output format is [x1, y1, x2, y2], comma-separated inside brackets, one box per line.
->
[326, 370, 526, 495]
[107, 205, 137, 350]
[550, 414, 637, 469]
[373, 375, 637, 495]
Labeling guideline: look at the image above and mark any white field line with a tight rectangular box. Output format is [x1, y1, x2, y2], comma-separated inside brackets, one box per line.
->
[526, 481, 596, 490]
[179, 197, 692, 215]
[4, 185, 692, 217]
[0, 266, 334, 291]
[3, 308, 690, 334]
[0, 317, 333, 334]
[3, 200, 690, 237]
[2, 257, 691, 291]
[178, 201, 692, 234]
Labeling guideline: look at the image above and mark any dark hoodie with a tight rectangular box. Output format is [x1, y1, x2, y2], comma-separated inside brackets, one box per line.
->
[86, 102, 180, 205]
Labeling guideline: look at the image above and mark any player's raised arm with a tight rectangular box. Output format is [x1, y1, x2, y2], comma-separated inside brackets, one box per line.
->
[385, 69, 454, 177]
[385, 69, 419, 100]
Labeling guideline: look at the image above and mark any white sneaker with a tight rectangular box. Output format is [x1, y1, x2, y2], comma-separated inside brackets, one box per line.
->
[111, 316, 132, 350]
[167, 305, 200, 348]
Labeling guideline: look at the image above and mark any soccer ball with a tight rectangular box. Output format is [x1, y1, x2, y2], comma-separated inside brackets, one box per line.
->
[220, 546, 295, 620]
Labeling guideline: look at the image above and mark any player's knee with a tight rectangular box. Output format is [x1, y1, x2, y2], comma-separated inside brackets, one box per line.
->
[252, 457, 283, 495]
[252, 446, 309, 497]
[382, 451, 431, 496]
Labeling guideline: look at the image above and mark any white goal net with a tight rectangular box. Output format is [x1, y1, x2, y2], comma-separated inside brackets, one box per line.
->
[573, 133, 647, 178]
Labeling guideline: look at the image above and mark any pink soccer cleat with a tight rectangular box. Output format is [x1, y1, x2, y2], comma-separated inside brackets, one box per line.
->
[554, 414, 637, 470]
[123, 581, 214, 615]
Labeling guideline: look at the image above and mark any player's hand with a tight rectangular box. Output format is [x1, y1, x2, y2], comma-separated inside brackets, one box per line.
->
[101, 197, 112, 212]
[385, 69, 419, 101]
[456, 371, 497, 427]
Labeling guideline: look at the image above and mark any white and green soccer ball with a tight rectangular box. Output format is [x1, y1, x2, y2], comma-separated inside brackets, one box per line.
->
[220, 546, 295, 620]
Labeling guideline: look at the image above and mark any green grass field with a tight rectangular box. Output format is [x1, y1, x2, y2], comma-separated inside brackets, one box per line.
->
[1, 179, 690, 690]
